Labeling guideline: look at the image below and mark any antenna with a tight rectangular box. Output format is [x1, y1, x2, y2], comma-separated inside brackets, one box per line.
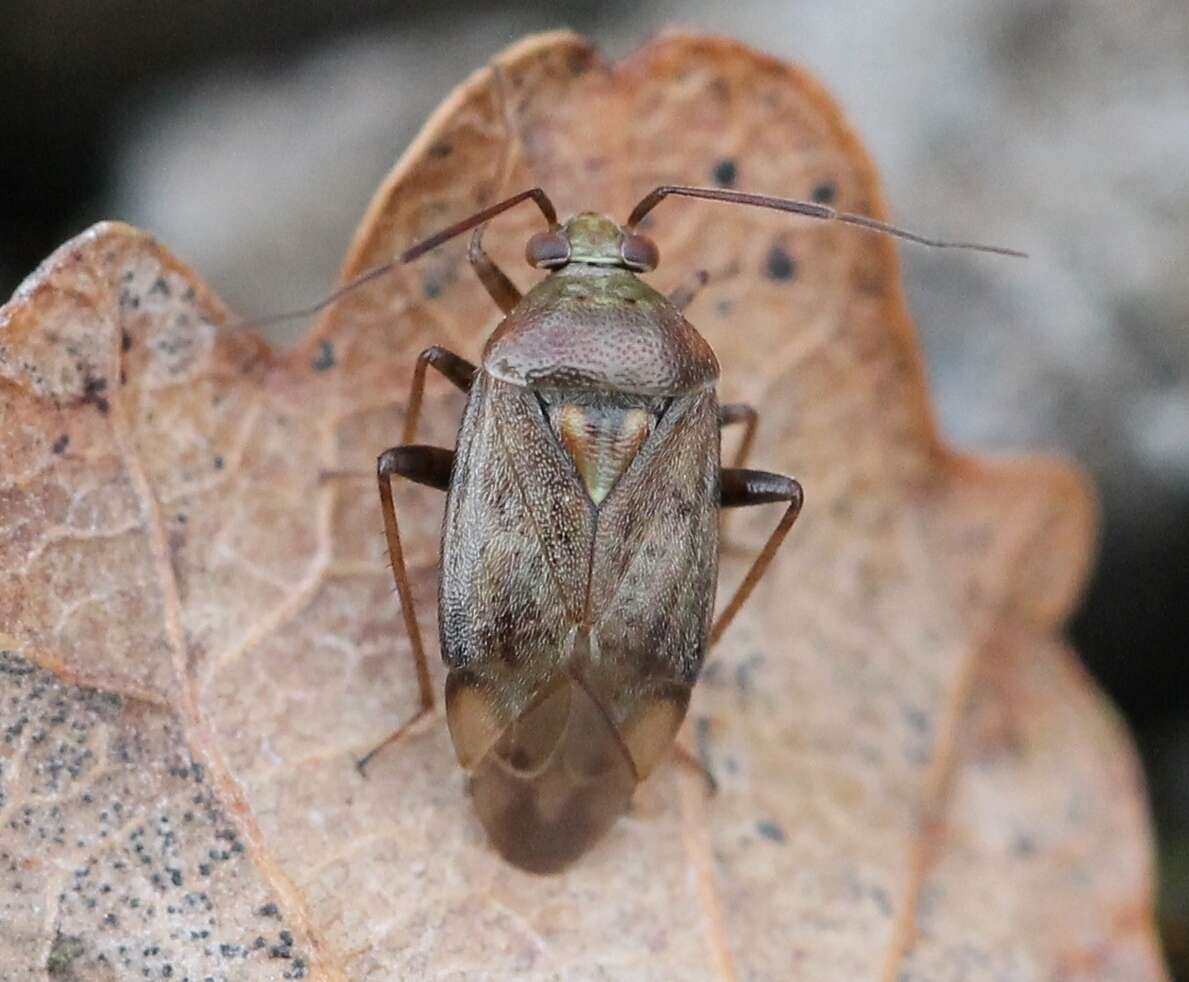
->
[626, 185, 1026, 258]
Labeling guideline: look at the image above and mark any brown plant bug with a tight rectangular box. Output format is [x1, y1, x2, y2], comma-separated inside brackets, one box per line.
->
[295, 185, 1022, 873]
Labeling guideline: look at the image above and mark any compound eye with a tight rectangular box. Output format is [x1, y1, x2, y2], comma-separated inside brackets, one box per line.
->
[620, 232, 659, 272]
[526, 230, 571, 269]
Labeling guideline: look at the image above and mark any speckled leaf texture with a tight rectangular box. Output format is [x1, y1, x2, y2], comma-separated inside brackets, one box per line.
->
[0, 31, 1168, 982]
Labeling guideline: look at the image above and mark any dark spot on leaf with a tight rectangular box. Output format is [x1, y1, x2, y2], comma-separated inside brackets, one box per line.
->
[1013, 833, 1036, 856]
[149, 277, 171, 297]
[695, 716, 713, 766]
[213, 455, 224, 470]
[700, 662, 725, 688]
[52, 434, 69, 454]
[81, 374, 109, 415]
[812, 181, 837, 205]
[870, 885, 893, 916]
[756, 819, 786, 843]
[311, 339, 335, 372]
[765, 245, 796, 282]
[712, 158, 737, 188]
[903, 705, 929, 734]
[735, 653, 765, 692]
[47, 934, 85, 975]
[566, 47, 593, 77]
[258, 902, 279, 918]
[429, 141, 453, 158]
[121, 329, 133, 352]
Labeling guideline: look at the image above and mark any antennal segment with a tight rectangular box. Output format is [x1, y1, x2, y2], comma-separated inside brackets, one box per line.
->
[251, 186, 559, 328]
[626, 185, 1026, 259]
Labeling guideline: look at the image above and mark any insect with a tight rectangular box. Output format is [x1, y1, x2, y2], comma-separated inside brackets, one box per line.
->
[315, 185, 1021, 873]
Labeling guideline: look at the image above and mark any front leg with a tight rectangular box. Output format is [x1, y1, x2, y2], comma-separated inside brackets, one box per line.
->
[469, 224, 522, 314]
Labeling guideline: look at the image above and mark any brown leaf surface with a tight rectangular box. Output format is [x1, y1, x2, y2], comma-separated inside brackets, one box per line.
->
[0, 30, 1167, 981]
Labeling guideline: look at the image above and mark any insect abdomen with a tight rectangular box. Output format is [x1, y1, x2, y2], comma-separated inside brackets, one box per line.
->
[466, 670, 637, 874]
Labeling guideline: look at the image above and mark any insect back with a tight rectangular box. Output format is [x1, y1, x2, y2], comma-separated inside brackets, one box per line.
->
[439, 215, 722, 871]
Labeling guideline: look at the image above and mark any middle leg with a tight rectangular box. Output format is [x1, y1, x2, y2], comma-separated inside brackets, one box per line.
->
[468, 224, 522, 314]
[710, 467, 803, 647]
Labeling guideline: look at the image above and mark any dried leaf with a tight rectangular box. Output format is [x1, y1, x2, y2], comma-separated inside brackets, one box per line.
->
[0, 30, 1167, 980]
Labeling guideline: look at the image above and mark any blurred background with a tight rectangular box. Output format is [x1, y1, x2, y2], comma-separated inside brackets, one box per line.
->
[4, 0, 1186, 969]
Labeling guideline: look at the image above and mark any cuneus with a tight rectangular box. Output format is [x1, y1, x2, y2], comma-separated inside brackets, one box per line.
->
[296, 184, 1022, 873]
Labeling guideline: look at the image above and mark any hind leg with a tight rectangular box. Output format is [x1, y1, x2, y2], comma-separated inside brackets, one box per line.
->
[356, 445, 454, 775]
